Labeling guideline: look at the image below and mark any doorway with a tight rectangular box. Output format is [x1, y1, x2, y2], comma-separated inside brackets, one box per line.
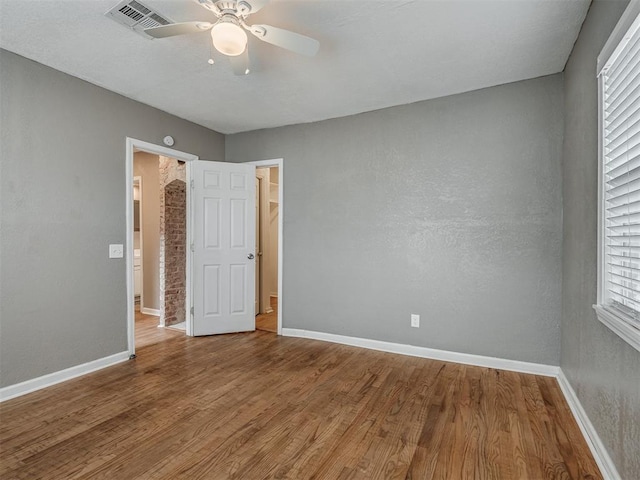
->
[132, 150, 189, 348]
[250, 160, 283, 335]
[125, 143, 284, 355]
[126, 138, 197, 356]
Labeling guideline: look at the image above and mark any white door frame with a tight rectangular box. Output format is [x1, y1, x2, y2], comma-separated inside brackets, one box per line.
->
[133, 176, 144, 310]
[125, 137, 199, 356]
[247, 159, 283, 335]
[254, 169, 270, 314]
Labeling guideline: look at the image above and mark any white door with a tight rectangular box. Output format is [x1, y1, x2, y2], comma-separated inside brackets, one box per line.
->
[192, 160, 256, 336]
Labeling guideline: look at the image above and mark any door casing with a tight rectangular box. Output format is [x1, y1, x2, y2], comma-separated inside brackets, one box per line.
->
[247, 159, 284, 335]
[254, 169, 270, 315]
[133, 176, 144, 311]
[125, 138, 198, 356]
[125, 145, 284, 353]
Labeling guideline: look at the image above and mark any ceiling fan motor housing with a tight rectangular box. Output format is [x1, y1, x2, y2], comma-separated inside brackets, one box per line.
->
[218, 13, 242, 26]
[218, 1, 242, 16]
[193, 0, 254, 18]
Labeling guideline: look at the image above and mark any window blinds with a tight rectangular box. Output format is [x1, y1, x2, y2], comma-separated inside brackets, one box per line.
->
[603, 14, 640, 326]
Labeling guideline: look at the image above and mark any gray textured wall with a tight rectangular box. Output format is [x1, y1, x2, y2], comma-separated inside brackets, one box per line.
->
[561, 1, 640, 478]
[133, 152, 161, 311]
[0, 50, 224, 387]
[226, 75, 564, 365]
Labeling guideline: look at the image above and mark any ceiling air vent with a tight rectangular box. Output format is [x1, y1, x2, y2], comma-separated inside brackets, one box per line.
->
[105, 0, 172, 39]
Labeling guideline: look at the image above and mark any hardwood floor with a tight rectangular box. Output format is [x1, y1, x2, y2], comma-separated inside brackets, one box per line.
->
[135, 309, 183, 349]
[256, 296, 278, 333]
[0, 332, 600, 479]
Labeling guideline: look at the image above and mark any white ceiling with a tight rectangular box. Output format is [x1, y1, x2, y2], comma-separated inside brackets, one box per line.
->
[0, 0, 590, 134]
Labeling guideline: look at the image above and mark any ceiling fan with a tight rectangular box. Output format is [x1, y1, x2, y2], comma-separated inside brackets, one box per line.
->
[145, 0, 320, 75]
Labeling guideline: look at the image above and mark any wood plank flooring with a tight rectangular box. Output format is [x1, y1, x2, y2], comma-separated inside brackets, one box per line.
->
[135, 310, 183, 349]
[0, 332, 601, 479]
[256, 296, 278, 333]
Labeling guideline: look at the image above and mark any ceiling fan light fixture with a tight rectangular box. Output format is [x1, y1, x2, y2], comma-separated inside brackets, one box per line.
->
[211, 20, 247, 56]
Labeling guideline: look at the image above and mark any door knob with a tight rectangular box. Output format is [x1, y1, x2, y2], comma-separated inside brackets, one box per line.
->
[248, 253, 255, 259]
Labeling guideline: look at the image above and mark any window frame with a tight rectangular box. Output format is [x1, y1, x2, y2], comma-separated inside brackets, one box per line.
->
[595, 0, 640, 352]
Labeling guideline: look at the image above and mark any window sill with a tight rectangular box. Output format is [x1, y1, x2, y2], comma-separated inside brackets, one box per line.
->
[593, 305, 640, 352]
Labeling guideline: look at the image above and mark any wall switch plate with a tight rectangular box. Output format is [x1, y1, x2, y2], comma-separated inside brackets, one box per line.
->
[109, 244, 124, 259]
[411, 314, 420, 328]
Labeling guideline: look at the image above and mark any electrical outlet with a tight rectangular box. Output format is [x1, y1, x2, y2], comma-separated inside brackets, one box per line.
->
[109, 244, 124, 259]
[411, 314, 420, 328]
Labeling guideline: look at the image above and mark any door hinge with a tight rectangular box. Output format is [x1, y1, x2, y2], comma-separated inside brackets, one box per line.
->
[190, 179, 194, 189]
[190, 243, 195, 252]
[190, 306, 194, 316]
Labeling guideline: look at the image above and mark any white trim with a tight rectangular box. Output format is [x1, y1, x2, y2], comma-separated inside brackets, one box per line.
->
[597, 0, 640, 75]
[185, 160, 193, 337]
[557, 371, 621, 480]
[0, 352, 130, 402]
[255, 169, 271, 315]
[247, 159, 283, 335]
[595, 4, 640, 352]
[133, 176, 144, 311]
[126, 138, 198, 355]
[597, 71, 606, 309]
[282, 328, 559, 377]
[593, 305, 640, 352]
[140, 307, 161, 317]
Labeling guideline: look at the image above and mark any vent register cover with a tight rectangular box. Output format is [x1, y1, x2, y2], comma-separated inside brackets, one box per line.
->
[105, 0, 172, 38]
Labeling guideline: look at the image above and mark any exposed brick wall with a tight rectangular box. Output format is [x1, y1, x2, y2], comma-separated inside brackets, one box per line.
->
[163, 180, 186, 326]
[159, 157, 186, 327]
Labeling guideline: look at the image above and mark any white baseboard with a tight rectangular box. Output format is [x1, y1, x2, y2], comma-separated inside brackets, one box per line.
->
[281, 328, 559, 377]
[556, 371, 621, 480]
[0, 351, 130, 403]
[140, 307, 160, 316]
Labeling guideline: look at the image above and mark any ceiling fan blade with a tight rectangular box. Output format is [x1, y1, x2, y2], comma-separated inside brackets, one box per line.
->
[250, 24, 319, 57]
[145, 22, 213, 39]
[229, 48, 251, 76]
